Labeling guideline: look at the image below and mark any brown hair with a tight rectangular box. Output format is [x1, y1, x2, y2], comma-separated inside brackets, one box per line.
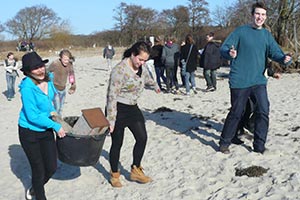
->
[251, 1, 267, 15]
[185, 34, 194, 45]
[59, 49, 75, 62]
[7, 52, 14, 58]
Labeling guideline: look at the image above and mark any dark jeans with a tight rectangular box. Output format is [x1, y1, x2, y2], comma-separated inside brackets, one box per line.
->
[154, 66, 167, 89]
[203, 69, 217, 88]
[165, 66, 178, 91]
[19, 126, 57, 200]
[219, 85, 269, 152]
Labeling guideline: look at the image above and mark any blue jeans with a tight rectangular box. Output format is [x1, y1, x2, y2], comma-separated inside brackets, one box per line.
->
[185, 71, 196, 93]
[6, 72, 17, 98]
[219, 85, 269, 152]
[154, 67, 167, 89]
[53, 89, 66, 116]
[203, 69, 217, 88]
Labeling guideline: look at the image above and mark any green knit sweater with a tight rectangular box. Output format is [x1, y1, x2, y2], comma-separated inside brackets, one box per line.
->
[220, 24, 289, 89]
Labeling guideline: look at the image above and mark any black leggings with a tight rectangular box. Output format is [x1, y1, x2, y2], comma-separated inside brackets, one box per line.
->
[19, 126, 57, 200]
[110, 120, 148, 172]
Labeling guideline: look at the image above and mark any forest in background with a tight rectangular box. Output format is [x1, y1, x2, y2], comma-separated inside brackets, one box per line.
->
[0, 0, 299, 68]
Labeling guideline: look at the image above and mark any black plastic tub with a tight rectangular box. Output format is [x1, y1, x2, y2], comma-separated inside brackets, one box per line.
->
[56, 116, 108, 166]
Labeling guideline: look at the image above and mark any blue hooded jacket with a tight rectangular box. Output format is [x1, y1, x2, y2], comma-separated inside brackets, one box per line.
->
[18, 73, 61, 132]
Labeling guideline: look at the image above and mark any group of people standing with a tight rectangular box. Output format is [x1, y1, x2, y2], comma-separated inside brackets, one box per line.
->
[150, 32, 222, 96]
[9, 1, 293, 199]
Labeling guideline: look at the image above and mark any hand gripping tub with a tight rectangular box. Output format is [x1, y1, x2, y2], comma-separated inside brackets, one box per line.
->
[56, 108, 109, 166]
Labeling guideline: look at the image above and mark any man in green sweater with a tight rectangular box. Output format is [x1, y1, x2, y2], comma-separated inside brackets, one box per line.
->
[219, 1, 292, 154]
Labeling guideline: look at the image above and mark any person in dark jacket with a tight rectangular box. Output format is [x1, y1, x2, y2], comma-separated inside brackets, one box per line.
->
[151, 36, 167, 90]
[200, 32, 222, 92]
[161, 36, 180, 93]
[103, 43, 115, 71]
[180, 34, 198, 95]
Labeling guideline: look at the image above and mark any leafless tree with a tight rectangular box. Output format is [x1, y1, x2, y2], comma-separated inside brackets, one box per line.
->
[160, 6, 190, 41]
[5, 5, 60, 41]
[113, 3, 157, 44]
[275, 0, 296, 46]
[0, 22, 4, 33]
[188, 0, 210, 32]
[113, 2, 127, 46]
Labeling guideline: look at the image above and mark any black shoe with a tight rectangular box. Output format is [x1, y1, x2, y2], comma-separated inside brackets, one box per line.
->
[206, 86, 215, 92]
[253, 148, 265, 154]
[25, 187, 35, 200]
[219, 146, 230, 154]
[231, 137, 244, 145]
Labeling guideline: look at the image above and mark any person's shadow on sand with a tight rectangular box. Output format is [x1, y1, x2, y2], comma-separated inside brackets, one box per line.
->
[8, 144, 32, 190]
[94, 149, 132, 182]
[8, 144, 81, 188]
[143, 106, 223, 152]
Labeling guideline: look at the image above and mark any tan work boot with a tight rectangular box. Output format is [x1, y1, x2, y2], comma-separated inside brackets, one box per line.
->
[130, 165, 152, 183]
[110, 171, 122, 187]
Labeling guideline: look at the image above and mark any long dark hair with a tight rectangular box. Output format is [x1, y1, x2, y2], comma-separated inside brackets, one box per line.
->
[122, 41, 151, 59]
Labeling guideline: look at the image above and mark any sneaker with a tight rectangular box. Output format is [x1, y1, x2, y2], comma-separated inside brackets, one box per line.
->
[192, 87, 198, 94]
[7, 98, 12, 101]
[206, 86, 215, 92]
[185, 92, 190, 96]
[130, 165, 152, 183]
[173, 89, 179, 94]
[25, 187, 35, 200]
[219, 146, 230, 154]
[231, 137, 244, 145]
[253, 148, 265, 154]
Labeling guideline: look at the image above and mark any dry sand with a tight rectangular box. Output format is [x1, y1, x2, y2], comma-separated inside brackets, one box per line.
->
[1, 50, 300, 200]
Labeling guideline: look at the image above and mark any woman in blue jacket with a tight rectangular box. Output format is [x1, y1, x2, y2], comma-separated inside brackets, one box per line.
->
[18, 52, 66, 200]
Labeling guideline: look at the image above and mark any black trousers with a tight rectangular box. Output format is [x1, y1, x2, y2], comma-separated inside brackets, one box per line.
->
[109, 103, 148, 172]
[19, 126, 57, 200]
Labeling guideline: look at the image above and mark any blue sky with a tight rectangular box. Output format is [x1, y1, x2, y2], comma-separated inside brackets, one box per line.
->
[1, 0, 235, 40]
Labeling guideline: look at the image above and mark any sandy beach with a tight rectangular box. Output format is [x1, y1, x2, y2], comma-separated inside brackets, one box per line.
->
[1, 49, 300, 200]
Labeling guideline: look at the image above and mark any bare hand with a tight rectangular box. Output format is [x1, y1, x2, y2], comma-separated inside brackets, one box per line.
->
[284, 54, 292, 64]
[273, 73, 281, 79]
[109, 125, 114, 133]
[68, 88, 75, 94]
[229, 45, 237, 59]
[155, 88, 161, 93]
[57, 127, 66, 138]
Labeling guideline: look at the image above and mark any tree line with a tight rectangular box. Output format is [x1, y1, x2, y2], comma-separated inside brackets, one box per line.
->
[0, 0, 299, 56]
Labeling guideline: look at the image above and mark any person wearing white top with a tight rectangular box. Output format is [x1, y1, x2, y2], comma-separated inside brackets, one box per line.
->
[4, 52, 19, 101]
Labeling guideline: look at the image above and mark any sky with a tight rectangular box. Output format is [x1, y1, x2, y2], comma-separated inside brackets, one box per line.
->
[1, 0, 236, 40]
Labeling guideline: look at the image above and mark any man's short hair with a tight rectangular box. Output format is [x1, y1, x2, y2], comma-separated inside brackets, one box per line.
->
[251, 1, 267, 15]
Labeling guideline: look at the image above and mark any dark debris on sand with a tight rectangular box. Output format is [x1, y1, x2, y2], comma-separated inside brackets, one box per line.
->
[153, 107, 173, 113]
[235, 165, 269, 177]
